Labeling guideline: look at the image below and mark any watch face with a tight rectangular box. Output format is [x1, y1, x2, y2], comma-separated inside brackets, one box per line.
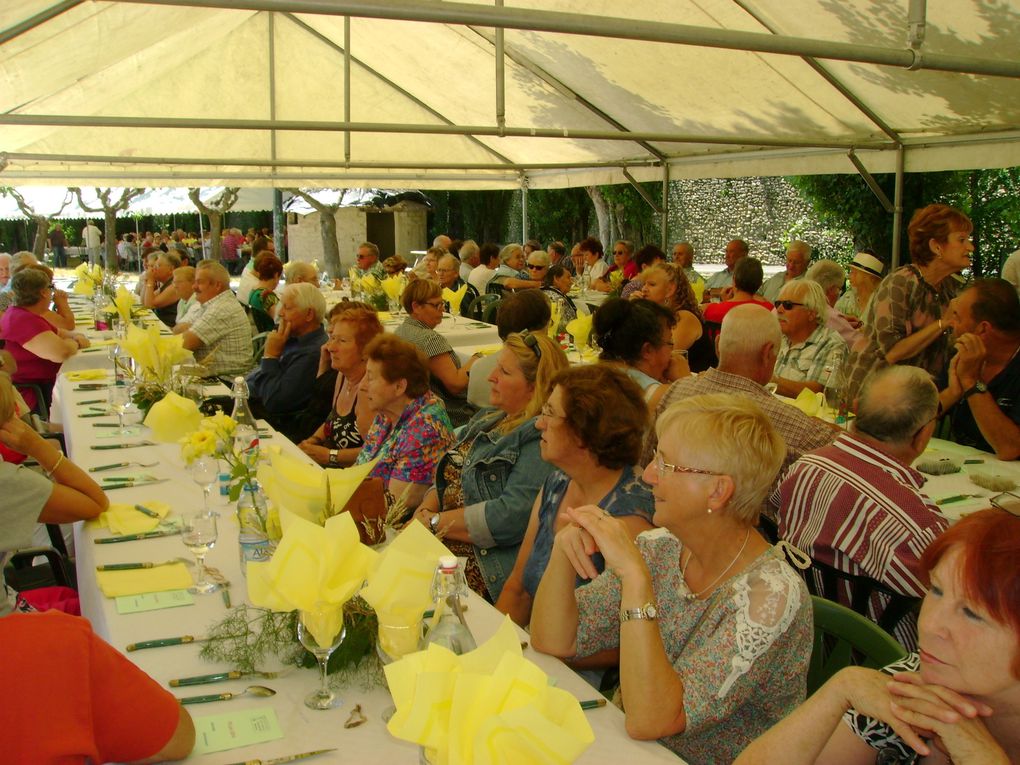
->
[645, 604, 658, 619]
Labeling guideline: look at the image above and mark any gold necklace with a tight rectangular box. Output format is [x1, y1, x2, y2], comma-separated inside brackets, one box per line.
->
[681, 528, 751, 602]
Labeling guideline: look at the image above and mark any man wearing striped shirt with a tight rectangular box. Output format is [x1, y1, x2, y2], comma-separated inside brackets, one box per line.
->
[774, 364, 948, 649]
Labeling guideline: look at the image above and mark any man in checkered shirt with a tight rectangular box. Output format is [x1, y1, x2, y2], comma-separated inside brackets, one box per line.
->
[181, 261, 253, 376]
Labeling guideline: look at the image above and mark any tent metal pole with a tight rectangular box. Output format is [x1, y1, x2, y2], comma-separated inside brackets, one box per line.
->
[520, 174, 528, 242]
[0, 114, 873, 150]
[622, 168, 662, 215]
[269, 12, 278, 166]
[661, 164, 669, 251]
[0, 0, 82, 46]
[892, 147, 905, 269]
[1, 151, 658, 171]
[0, 170, 525, 183]
[495, 0, 505, 133]
[116, 0, 1020, 79]
[847, 150, 895, 214]
[273, 189, 284, 257]
[344, 15, 351, 163]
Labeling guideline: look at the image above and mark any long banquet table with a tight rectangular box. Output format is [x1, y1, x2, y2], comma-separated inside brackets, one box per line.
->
[54, 369, 681, 764]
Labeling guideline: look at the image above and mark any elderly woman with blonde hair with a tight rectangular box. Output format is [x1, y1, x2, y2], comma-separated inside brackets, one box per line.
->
[531, 393, 811, 765]
[772, 278, 846, 398]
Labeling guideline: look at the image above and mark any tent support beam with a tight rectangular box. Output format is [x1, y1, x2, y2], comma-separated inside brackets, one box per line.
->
[281, 13, 515, 166]
[661, 165, 669, 251]
[115, 0, 1020, 79]
[344, 15, 351, 163]
[269, 12, 278, 165]
[495, 0, 505, 133]
[847, 150, 895, 214]
[892, 147, 905, 269]
[0, 0, 82, 46]
[0, 170, 525, 183]
[0, 114, 877, 150]
[622, 168, 662, 216]
[0, 151, 659, 172]
[520, 174, 528, 240]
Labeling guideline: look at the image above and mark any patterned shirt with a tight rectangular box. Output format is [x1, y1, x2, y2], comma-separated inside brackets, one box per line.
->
[644, 367, 836, 481]
[774, 432, 947, 649]
[394, 316, 464, 400]
[355, 391, 453, 485]
[575, 531, 812, 765]
[844, 653, 921, 764]
[759, 272, 800, 303]
[775, 324, 845, 386]
[188, 289, 254, 376]
[703, 268, 733, 291]
[844, 265, 959, 402]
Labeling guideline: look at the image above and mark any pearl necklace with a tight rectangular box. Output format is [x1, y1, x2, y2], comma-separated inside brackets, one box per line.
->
[681, 528, 751, 602]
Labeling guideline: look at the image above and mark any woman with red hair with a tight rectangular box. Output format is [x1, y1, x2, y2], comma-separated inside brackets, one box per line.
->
[736, 504, 1020, 764]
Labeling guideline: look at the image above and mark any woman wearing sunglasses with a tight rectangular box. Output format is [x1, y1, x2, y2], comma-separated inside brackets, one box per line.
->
[531, 393, 811, 764]
[411, 331, 568, 601]
[736, 504, 1020, 765]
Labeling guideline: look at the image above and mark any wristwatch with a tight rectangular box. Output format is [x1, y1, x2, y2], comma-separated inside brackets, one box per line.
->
[962, 381, 989, 400]
[328, 448, 339, 466]
[619, 602, 658, 622]
[429, 513, 441, 534]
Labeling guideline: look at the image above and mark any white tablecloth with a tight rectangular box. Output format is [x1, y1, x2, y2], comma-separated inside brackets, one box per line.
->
[912, 437, 1020, 522]
[54, 372, 682, 764]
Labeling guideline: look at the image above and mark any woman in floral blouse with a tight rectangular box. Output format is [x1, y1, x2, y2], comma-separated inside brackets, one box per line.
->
[531, 393, 812, 765]
[354, 334, 454, 509]
[844, 204, 973, 402]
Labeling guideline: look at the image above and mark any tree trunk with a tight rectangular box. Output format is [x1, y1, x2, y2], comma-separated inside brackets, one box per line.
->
[318, 212, 341, 278]
[104, 209, 118, 269]
[32, 216, 48, 257]
[586, 186, 610, 246]
[208, 211, 223, 261]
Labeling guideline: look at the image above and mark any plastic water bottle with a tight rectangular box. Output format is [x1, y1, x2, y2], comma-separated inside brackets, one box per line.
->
[420, 556, 476, 655]
[230, 376, 259, 470]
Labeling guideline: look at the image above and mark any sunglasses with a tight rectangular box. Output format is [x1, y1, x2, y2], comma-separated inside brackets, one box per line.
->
[774, 299, 805, 310]
[521, 331, 542, 360]
[527, 264, 546, 270]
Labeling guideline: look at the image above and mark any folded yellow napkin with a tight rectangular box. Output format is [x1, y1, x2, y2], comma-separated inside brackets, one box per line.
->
[64, 368, 110, 382]
[93, 501, 172, 536]
[87, 338, 117, 348]
[443, 284, 468, 315]
[145, 392, 203, 443]
[471, 344, 502, 357]
[382, 275, 406, 300]
[122, 323, 190, 383]
[791, 388, 821, 417]
[96, 563, 192, 598]
[565, 314, 593, 349]
[362, 522, 452, 632]
[548, 299, 562, 338]
[377, 311, 393, 322]
[247, 510, 377, 646]
[386, 618, 594, 765]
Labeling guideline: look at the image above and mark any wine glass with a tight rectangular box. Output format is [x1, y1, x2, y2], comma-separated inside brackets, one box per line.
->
[108, 383, 135, 436]
[297, 605, 346, 710]
[189, 456, 219, 512]
[377, 617, 419, 721]
[181, 510, 220, 595]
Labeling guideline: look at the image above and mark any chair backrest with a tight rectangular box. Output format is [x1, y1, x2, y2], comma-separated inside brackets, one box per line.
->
[481, 296, 502, 325]
[809, 595, 906, 695]
[485, 277, 510, 298]
[251, 331, 270, 363]
[803, 556, 922, 638]
[467, 292, 500, 322]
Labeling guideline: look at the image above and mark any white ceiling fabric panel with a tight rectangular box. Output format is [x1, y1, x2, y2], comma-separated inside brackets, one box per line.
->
[1, 0, 1018, 189]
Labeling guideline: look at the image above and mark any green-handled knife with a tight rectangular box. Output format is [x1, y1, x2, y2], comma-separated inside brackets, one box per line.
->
[95, 529, 181, 544]
[91, 441, 156, 450]
[126, 634, 208, 651]
[169, 669, 285, 687]
[220, 750, 337, 765]
[101, 478, 167, 490]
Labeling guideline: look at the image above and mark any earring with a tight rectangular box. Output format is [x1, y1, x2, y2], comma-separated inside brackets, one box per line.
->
[707, 507, 712, 514]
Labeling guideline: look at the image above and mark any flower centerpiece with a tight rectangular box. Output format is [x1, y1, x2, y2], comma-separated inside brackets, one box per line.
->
[119, 323, 193, 415]
[349, 268, 388, 311]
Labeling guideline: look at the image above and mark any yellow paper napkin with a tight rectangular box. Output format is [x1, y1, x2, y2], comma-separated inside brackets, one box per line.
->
[565, 313, 593, 349]
[382, 275, 406, 300]
[791, 388, 821, 417]
[145, 392, 203, 443]
[443, 284, 468, 315]
[471, 345, 502, 357]
[96, 563, 193, 598]
[64, 369, 110, 382]
[362, 522, 452, 628]
[121, 323, 190, 383]
[93, 501, 172, 536]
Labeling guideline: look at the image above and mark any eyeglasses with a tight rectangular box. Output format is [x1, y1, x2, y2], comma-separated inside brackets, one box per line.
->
[539, 403, 564, 420]
[774, 299, 804, 310]
[990, 492, 1020, 517]
[653, 452, 720, 478]
[521, 331, 542, 360]
[424, 300, 444, 309]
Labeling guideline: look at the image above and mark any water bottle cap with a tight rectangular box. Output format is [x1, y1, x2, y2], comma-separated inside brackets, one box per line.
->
[438, 555, 458, 571]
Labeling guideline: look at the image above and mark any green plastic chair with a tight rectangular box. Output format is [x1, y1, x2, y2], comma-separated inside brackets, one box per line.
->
[808, 596, 907, 696]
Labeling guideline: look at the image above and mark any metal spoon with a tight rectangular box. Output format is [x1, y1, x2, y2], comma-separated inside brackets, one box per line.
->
[178, 685, 277, 704]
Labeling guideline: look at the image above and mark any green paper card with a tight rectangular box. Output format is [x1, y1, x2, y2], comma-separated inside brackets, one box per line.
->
[115, 589, 194, 614]
[192, 707, 284, 754]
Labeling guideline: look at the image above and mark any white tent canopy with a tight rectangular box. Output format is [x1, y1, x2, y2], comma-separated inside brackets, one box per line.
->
[2, 0, 1020, 192]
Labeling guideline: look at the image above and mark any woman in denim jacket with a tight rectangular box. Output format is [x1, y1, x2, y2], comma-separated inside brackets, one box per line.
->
[412, 331, 568, 601]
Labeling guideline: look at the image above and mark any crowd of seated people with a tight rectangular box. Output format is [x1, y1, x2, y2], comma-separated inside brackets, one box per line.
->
[3, 209, 1020, 764]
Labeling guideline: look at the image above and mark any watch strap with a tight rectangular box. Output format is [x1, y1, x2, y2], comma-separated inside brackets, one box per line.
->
[962, 381, 989, 400]
[619, 602, 657, 622]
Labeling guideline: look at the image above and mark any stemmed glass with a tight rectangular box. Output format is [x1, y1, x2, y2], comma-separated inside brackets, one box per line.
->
[377, 618, 419, 721]
[297, 605, 346, 710]
[189, 456, 219, 512]
[181, 510, 220, 595]
[108, 383, 136, 436]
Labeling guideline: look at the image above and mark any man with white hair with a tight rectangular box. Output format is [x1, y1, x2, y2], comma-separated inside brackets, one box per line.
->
[643, 303, 834, 480]
[775, 365, 948, 648]
[246, 282, 328, 435]
[181, 261, 253, 376]
[759, 241, 810, 303]
[432, 234, 452, 252]
[805, 258, 861, 347]
[772, 279, 845, 398]
[81, 220, 102, 267]
[458, 239, 480, 282]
